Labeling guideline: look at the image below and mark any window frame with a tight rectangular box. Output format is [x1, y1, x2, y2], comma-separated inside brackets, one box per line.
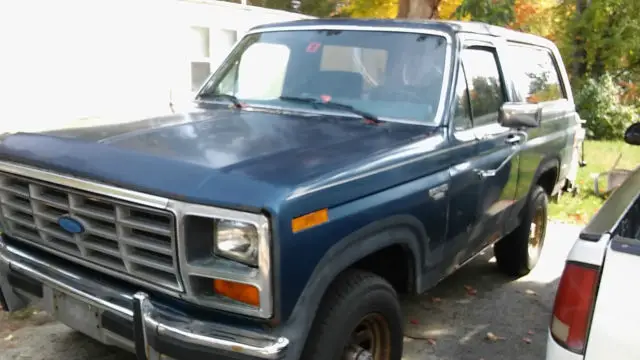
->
[505, 41, 568, 105]
[451, 62, 474, 132]
[198, 26, 454, 127]
[458, 42, 509, 132]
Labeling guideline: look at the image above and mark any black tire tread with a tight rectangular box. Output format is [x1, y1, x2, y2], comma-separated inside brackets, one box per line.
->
[301, 269, 402, 360]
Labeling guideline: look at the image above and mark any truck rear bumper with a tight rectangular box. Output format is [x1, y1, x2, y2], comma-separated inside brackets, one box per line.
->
[0, 238, 288, 360]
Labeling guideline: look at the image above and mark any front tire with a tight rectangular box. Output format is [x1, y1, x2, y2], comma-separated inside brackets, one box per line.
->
[301, 270, 404, 360]
[494, 185, 549, 277]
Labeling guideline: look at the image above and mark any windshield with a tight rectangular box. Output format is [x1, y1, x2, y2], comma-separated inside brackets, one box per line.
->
[198, 29, 448, 124]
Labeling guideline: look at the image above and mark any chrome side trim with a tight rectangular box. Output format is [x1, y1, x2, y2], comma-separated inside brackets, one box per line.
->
[0, 160, 273, 319]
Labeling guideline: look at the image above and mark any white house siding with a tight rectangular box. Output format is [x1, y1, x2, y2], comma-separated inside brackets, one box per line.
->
[0, 0, 310, 133]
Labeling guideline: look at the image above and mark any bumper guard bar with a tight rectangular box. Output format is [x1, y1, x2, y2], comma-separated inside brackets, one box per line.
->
[0, 239, 288, 360]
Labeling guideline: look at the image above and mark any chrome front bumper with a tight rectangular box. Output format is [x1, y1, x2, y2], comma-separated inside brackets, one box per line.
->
[0, 238, 288, 360]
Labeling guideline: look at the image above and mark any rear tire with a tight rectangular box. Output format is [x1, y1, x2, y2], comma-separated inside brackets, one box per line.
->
[494, 185, 548, 277]
[301, 269, 404, 360]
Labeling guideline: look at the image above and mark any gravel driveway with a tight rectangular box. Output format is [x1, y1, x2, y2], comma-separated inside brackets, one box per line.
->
[0, 222, 580, 360]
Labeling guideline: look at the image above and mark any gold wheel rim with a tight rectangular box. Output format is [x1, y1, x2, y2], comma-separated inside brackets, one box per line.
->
[528, 206, 546, 260]
[343, 313, 391, 360]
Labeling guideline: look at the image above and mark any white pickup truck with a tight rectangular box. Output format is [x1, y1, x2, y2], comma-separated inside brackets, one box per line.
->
[546, 122, 640, 360]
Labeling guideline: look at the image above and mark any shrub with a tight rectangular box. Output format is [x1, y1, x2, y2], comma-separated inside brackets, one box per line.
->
[574, 74, 637, 140]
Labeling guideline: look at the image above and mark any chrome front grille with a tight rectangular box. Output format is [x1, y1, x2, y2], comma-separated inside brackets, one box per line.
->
[0, 172, 181, 291]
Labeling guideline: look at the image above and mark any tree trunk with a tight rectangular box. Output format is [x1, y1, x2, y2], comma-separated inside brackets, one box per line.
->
[572, 0, 590, 79]
[397, 0, 441, 19]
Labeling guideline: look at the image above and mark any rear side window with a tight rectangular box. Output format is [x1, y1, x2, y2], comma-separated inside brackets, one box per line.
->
[508, 44, 565, 104]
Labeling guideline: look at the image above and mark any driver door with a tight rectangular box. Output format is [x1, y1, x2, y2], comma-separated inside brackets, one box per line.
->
[459, 41, 521, 258]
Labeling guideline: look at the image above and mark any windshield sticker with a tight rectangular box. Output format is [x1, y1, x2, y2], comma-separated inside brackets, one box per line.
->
[306, 42, 321, 53]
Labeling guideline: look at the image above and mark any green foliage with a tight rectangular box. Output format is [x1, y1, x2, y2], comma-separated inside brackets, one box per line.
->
[575, 74, 637, 140]
[454, 0, 515, 26]
[556, 0, 640, 81]
[548, 140, 640, 224]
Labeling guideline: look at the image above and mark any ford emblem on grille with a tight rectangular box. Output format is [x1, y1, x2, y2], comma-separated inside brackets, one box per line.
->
[57, 216, 85, 234]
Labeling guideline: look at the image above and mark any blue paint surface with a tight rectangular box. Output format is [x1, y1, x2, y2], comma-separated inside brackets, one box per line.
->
[57, 216, 85, 234]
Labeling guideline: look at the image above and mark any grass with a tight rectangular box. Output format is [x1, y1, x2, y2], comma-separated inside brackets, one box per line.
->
[548, 140, 640, 224]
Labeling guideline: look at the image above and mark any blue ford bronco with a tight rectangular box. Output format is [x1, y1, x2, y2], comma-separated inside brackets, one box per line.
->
[0, 19, 580, 360]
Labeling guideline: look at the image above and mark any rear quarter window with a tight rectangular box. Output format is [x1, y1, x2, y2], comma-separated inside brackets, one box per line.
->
[507, 44, 566, 104]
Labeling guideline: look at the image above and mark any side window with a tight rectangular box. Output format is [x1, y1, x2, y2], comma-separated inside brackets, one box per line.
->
[509, 44, 566, 104]
[452, 64, 472, 131]
[461, 47, 505, 127]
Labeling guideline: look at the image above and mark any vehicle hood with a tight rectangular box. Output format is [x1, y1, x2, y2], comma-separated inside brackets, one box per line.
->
[0, 109, 439, 211]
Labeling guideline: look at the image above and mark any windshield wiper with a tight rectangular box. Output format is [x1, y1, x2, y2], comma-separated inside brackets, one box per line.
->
[279, 96, 381, 124]
[197, 93, 244, 108]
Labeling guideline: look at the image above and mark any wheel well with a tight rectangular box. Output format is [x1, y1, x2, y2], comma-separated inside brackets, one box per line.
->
[348, 245, 413, 294]
[537, 166, 558, 196]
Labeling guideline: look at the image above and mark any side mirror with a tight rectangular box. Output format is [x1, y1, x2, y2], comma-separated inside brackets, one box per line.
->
[498, 103, 541, 129]
[624, 122, 640, 146]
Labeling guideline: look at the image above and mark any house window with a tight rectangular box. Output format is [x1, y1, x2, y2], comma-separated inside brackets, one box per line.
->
[189, 26, 238, 92]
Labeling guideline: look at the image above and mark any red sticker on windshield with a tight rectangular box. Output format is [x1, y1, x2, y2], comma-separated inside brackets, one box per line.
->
[306, 42, 321, 53]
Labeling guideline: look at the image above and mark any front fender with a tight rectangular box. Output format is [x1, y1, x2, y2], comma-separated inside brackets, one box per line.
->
[279, 215, 427, 360]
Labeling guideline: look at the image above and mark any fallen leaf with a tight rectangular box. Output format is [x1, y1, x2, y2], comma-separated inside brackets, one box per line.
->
[3, 334, 14, 341]
[527, 330, 535, 335]
[431, 297, 442, 303]
[409, 319, 419, 325]
[485, 332, 505, 342]
[427, 338, 437, 346]
[464, 285, 477, 296]
[522, 337, 532, 344]
[524, 289, 536, 295]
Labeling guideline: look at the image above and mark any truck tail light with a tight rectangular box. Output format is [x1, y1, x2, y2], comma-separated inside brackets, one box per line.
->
[550, 262, 600, 354]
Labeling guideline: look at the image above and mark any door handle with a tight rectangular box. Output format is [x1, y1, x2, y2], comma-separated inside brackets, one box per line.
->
[473, 144, 523, 179]
[475, 168, 496, 179]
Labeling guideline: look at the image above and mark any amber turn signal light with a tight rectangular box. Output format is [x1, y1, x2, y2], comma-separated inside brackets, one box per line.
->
[213, 279, 260, 307]
[291, 208, 329, 233]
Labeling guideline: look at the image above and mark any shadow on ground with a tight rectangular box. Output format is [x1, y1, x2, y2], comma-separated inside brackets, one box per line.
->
[401, 223, 579, 360]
